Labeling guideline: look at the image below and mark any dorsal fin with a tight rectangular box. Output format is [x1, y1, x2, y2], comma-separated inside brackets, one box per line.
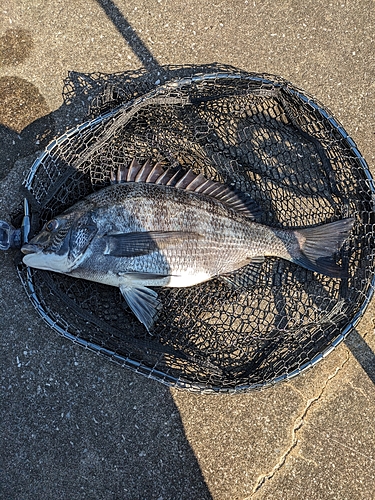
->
[111, 159, 262, 220]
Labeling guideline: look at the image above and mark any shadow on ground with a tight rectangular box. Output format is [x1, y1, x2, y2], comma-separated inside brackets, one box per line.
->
[344, 328, 375, 385]
[0, 287, 212, 499]
[0, 27, 219, 498]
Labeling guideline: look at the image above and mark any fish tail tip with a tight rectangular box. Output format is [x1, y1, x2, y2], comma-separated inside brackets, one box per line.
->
[293, 217, 355, 278]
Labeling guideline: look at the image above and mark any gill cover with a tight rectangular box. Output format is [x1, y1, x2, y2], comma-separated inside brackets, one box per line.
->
[67, 213, 98, 264]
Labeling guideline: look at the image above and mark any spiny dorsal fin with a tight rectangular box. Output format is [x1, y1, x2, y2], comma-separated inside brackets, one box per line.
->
[111, 159, 262, 220]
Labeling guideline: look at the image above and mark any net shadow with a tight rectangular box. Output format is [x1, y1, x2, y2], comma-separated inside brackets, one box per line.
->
[94, 0, 161, 72]
[344, 329, 375, 385]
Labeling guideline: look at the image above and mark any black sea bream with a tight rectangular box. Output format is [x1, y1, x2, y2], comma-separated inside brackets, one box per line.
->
[22, 159, 354, 331]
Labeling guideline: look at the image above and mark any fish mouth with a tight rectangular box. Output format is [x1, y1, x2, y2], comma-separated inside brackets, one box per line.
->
[21, 243, 42, 255]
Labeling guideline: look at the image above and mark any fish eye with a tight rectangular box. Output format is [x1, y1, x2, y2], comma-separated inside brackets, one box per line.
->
[45, 219, 59, 232]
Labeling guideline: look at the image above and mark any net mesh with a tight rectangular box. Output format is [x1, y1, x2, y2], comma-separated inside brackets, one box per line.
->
[17, 65, 375, 392]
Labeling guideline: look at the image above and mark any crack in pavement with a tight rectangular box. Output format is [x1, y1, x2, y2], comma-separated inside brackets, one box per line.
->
[247, 351, 350, 498]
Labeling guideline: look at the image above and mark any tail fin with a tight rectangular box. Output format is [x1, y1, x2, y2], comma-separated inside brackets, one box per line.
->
[293, 218, 355, 278]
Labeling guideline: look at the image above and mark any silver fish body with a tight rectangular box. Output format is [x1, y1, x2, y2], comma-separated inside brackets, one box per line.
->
[22, 160, 354, 331]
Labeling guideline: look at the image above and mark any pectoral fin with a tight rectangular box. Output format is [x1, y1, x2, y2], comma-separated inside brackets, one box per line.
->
[119, 284, 161, 332]
[105, 231, 202, 257]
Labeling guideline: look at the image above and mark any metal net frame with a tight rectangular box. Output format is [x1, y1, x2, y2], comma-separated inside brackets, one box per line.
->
[16, 66, 375, 392]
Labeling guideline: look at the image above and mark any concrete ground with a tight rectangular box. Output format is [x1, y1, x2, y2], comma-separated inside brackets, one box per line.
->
[1, 1, 374, 499]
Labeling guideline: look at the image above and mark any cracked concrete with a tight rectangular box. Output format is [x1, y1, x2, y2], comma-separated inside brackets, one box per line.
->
[250, 353, 351, 497]
[1, 1, 375, 499]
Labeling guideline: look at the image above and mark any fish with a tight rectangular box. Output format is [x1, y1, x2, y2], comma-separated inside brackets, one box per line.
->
[21, 159, 355, 331]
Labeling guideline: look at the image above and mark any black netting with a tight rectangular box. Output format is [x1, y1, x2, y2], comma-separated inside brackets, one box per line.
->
[17, 66, 375, 392]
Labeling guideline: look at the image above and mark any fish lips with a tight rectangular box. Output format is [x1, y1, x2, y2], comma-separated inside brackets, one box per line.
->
[21, 243, 42, 255]
[21, 243, 46, 269]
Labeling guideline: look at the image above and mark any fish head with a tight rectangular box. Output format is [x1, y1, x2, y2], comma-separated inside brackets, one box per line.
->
[21, 210, 98, 273]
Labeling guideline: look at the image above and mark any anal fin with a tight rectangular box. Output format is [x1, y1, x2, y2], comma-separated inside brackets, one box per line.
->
[219, 259, 264, 290]
[120, 284, 161, 332]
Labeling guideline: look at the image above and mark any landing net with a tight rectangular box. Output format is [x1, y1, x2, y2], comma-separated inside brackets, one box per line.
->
[17, 66, 375, 392]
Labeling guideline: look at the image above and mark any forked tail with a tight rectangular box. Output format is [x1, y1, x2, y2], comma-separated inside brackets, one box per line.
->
[292, 218, 355, 278]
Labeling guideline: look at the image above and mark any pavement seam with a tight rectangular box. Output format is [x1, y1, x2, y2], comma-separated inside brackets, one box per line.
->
[247, 350, 350, 498]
